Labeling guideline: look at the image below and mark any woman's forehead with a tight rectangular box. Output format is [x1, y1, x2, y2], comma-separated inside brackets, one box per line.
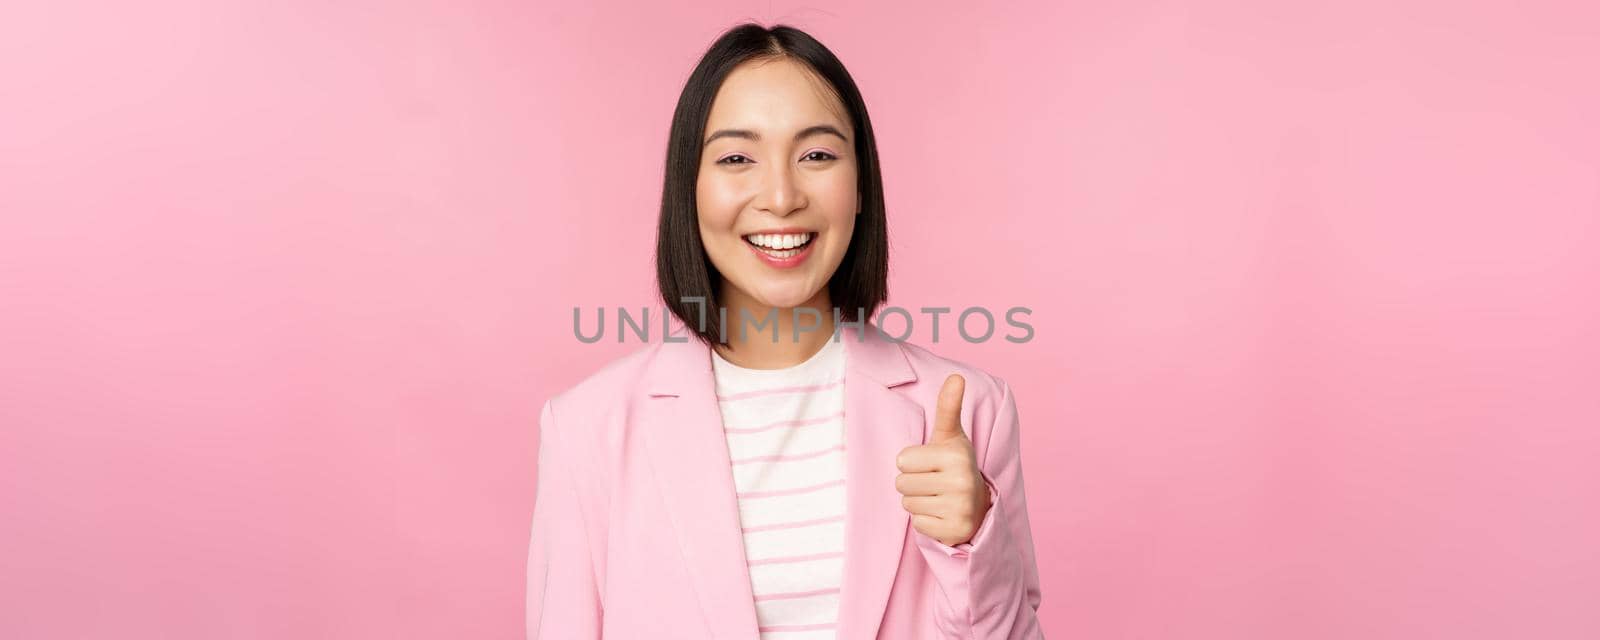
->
[706, 58, 850, 135]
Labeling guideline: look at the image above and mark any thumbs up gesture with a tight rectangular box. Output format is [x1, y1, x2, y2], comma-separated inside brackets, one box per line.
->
[895, 374, 992, 547]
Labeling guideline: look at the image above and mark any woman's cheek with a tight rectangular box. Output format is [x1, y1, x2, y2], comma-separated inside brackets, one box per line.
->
[696, 181, 739, 230]
[704, 175, 753, 219]
[815, 164, 857, 208]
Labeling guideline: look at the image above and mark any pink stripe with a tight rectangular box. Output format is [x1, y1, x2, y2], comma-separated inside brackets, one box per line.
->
[737, 479, 845, 499]
[758, 622, 837, 632]
[752, 587, 841, 601]
[716, 379, 842, 402]
[741, 514, 845, 533]
[724, 411, 845, 434]
[730, 444, 844, 466]
[746, 551, 844, 566]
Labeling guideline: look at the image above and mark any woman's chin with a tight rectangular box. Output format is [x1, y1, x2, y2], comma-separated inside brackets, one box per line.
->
[747, 287, 823, 311]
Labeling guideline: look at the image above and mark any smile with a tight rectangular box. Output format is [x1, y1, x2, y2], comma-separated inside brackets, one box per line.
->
[742, 231, 817, 268]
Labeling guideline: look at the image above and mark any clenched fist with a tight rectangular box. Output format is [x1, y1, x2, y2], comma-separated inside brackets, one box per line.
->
[895, 374, 991, 547]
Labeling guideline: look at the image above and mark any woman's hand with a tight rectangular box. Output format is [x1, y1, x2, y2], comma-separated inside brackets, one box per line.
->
[895, 374, 992, 547]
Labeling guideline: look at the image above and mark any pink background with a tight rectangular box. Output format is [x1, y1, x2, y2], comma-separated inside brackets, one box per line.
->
[3, 1, 1597, 638]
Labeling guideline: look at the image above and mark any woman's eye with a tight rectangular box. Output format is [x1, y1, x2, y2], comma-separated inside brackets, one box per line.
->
[717, 154, 752, 164]
[802, 151, 838, 162]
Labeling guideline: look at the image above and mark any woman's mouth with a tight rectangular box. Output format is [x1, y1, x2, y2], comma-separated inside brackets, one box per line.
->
[742, 231, 817, 268]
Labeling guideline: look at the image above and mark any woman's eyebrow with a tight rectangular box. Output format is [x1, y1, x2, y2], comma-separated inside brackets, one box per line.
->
[703, 124, 849, 146]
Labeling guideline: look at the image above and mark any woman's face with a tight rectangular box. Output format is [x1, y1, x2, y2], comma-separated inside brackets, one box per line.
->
[697, 57, 859, 312]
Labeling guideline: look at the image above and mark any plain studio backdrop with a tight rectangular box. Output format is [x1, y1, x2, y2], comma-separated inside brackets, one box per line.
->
[2, 1, 1596, 638]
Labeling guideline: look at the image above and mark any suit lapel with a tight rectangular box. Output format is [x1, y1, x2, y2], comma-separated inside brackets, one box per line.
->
[641, 334, 761, 639]
[837, 324, 925, 639]
[640, 322, 922, 640]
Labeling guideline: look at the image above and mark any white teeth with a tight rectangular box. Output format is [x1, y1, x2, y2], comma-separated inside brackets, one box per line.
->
[743, 232, 813, 259]
[744, 232, 813, 250]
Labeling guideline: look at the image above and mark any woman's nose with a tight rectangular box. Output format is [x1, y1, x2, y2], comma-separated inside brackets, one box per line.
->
[755, 163, 806, 217]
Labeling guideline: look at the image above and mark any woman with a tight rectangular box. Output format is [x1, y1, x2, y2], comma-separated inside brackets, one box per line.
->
[527, 23, 1045, 639]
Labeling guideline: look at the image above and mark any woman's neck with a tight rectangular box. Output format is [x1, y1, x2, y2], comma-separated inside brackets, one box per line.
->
[712, 285, 837, 370]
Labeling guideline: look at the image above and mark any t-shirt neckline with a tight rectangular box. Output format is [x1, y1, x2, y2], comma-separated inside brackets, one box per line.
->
[710, 335, 844, 381]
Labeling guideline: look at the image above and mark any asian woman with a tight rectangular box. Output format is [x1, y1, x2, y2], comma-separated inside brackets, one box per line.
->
[526, 22, 1045, 639]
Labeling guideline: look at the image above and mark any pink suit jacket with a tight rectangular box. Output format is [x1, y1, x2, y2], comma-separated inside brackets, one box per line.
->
[526, 321, 1046, 638]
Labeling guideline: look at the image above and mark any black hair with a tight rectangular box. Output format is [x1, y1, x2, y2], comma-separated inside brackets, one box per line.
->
[655, 22, 889, 346]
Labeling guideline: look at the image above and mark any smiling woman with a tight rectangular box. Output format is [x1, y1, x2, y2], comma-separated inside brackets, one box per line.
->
[693, 56, 862, 339]
[658, 27, 888, 358]
[526, 22, 1045, 640]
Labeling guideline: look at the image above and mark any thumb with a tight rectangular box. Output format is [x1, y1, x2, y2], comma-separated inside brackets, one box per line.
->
[931, 374, 967, 443]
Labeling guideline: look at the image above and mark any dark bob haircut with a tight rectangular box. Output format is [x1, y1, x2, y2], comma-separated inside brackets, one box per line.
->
[655, 23, 889, 346]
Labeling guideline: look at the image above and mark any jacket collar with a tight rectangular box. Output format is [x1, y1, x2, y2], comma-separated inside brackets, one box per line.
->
[638, 320, 926, 639]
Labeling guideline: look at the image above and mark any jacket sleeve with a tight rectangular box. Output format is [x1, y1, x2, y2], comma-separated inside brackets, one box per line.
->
[912, 378, 1047, 638]
[525, 399, 603, 639]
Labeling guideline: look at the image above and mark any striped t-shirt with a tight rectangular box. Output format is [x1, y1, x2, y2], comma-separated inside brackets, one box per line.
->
[711, 336, 847, 640]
